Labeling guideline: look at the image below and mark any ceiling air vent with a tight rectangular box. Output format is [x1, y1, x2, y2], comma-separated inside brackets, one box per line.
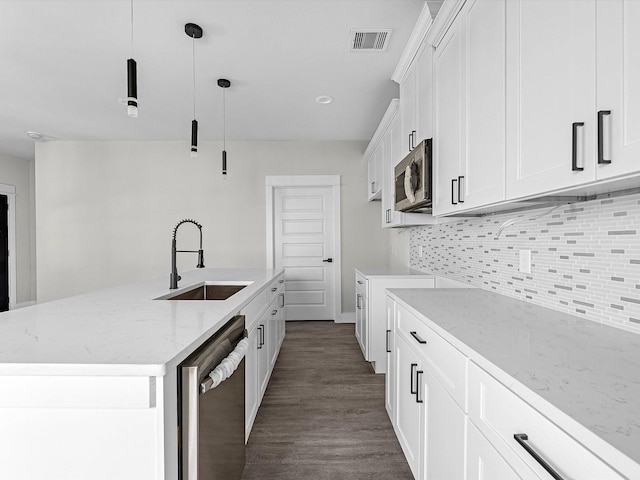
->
[350, 29, 392, 52]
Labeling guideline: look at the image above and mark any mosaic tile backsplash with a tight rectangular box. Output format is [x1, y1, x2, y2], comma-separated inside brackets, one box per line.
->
[410, 192, 640, 334]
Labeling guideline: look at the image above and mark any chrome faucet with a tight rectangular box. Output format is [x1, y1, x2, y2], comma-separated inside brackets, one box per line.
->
[170, 219, 205, 289]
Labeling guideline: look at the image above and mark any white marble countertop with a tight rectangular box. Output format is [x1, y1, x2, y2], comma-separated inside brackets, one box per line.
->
[387, 288, 640, 471]
[356, 267, 434, 278]
[0, 268, 282, 377]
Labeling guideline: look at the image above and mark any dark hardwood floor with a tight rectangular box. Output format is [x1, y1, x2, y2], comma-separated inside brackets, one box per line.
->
[241, 321, 414, 480]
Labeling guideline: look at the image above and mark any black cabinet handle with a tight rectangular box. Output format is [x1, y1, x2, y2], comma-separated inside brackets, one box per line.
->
[572, 122, 585, 171]
[371, 181, 375, 194]
[271, 287, 277, 292]
[257, 325, 264, 349]
[279, 279, 284, 283]
[411, 130, 416, 150]
[514, 434, 565, 480]
[386, 208, 391, 224]
[410, 331, 427, 344]
[279, 293, 285, 308]
[451, 178, 458, 205]
[271, 309, 277, 315]
[322, 258, 333, 263]
[410, 363, 418, 395]
[386, 329, 391, 353]
[415, 370, 424, 403]
[458, 175, 465, 203]
[356, 293, 361, 310]
[598, 110, 612, 164]
[357, 280, 363, 285]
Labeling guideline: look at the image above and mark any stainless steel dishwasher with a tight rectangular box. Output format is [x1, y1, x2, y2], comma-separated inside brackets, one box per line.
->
[178, 315, 247, 480]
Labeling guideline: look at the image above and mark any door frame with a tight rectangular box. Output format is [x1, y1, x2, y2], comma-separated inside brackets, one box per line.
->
[0, 183, 16, 310]
[265, 175, 342, 321]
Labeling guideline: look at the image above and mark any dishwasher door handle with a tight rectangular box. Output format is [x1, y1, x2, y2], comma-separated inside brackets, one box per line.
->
[200, 332, 249, 394]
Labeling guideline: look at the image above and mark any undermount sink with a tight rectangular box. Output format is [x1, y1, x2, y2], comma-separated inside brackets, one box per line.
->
[157, 281, 252, 301]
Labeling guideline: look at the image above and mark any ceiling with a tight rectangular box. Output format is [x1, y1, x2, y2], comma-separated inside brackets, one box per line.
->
[0, 0, 428, 161]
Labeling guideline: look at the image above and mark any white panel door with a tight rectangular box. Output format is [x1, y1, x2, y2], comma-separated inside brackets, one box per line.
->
[596, 0, 640, 179]
[505, 0, 596, 199]
[275, 187, 335, 320]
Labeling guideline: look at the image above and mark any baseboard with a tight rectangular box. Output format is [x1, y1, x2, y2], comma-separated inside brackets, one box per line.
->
[13, 301, 36, 309]
[335, 312, 355, 324]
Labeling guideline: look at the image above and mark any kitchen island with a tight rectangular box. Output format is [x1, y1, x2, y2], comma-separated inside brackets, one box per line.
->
[0, 268, 283, 480]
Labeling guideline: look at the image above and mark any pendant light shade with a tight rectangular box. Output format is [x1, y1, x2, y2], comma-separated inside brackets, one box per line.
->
[191, 119, 198, 158]
[126, 0, 138, 118]
[185, 23, 203, 158]
[127, 58, 138, 117]
[218, 78, 231, 175]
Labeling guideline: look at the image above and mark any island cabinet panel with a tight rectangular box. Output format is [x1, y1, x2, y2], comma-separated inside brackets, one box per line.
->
[0, 375, 164, 480]
[243, 273, 286, 441]
[466, 420, 526, 480]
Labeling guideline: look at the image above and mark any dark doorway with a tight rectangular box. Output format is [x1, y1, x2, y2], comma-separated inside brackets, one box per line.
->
[0, 195, 8, 312]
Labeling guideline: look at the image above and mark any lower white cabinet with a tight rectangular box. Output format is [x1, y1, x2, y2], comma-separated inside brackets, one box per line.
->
[243, 273, 286, 441]
[394, 333, 424, 478]
[355, 269, 435, 373]
[468, 362, 625, 480]
[389, 298, 466, 480]
[467, 421, 525, 480]
[386, 292, 630, 480]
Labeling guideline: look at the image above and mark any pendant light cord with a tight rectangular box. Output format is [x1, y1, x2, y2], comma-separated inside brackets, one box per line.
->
[130, 0, 134, 57]
[192, 34, 196, 118]
[223, 88, 226, 150]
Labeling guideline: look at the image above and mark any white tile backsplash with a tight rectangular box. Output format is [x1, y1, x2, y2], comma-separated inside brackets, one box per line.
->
[410, 193, 640, 334]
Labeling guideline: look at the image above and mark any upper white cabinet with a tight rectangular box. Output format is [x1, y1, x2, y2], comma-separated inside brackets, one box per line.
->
[366, 144, 382, 201]
[596, 0, 640, 180]
[505, 0, 597, 199]
[433, 0, 506, 216]
[400, 40, 434, 153]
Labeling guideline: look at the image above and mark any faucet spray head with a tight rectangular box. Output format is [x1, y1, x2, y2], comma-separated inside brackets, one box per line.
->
[197, 250, 205, 268]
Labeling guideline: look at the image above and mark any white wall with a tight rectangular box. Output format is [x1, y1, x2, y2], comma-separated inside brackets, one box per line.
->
[35, 140, 389, 312]
[0, 153, 36, 305]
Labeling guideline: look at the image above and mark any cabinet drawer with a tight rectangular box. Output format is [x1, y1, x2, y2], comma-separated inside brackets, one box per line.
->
[468, 362, 624, 480]
[396, 303, 467, 411]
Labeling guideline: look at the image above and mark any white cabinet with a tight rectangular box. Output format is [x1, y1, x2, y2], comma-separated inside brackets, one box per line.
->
[394, 333, 423, 478]
[467, 421, 525, 480]
[388, 297, 467, 480]
[355, 269, 435, 374]
[505, 0, 597, 199]
[385, 296, 395, 419]
[433, 0, 506, 216]
[242, 273, 286, 441]
[366, 145, 383, 201]
[468, 362, 625, 480]
[596, 0, 640, 180]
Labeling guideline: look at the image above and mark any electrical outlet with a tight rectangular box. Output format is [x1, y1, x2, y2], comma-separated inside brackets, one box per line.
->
[419, 245, 424, 258]
[519, 249, 531, 274]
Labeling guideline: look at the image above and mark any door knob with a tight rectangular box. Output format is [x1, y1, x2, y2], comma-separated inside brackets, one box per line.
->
[322, 258, 333, 263]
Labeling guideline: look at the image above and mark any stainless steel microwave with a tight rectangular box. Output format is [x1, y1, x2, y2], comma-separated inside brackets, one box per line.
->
[394, 138, 432, 212]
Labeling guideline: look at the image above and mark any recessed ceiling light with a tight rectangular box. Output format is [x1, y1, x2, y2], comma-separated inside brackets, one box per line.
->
[316, 95, 334, 105]
[26, 131, 43, 140]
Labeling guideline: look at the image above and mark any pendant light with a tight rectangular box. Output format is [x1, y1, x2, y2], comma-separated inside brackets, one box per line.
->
[126, 0, 138, 117]
[218, 78, 231, 176]
[185, 23, 203, 158]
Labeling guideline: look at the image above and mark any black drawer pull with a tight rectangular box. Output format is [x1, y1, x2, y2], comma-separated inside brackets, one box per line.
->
[410, 331, 427, 344]
[514, 434, 565, 480]
[386, 329, 391, 353]
[271, 287, 277, 292]
[415, 370, 424, 403]
[458, 175, 464, 203]
[410, 363, 418, 395]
